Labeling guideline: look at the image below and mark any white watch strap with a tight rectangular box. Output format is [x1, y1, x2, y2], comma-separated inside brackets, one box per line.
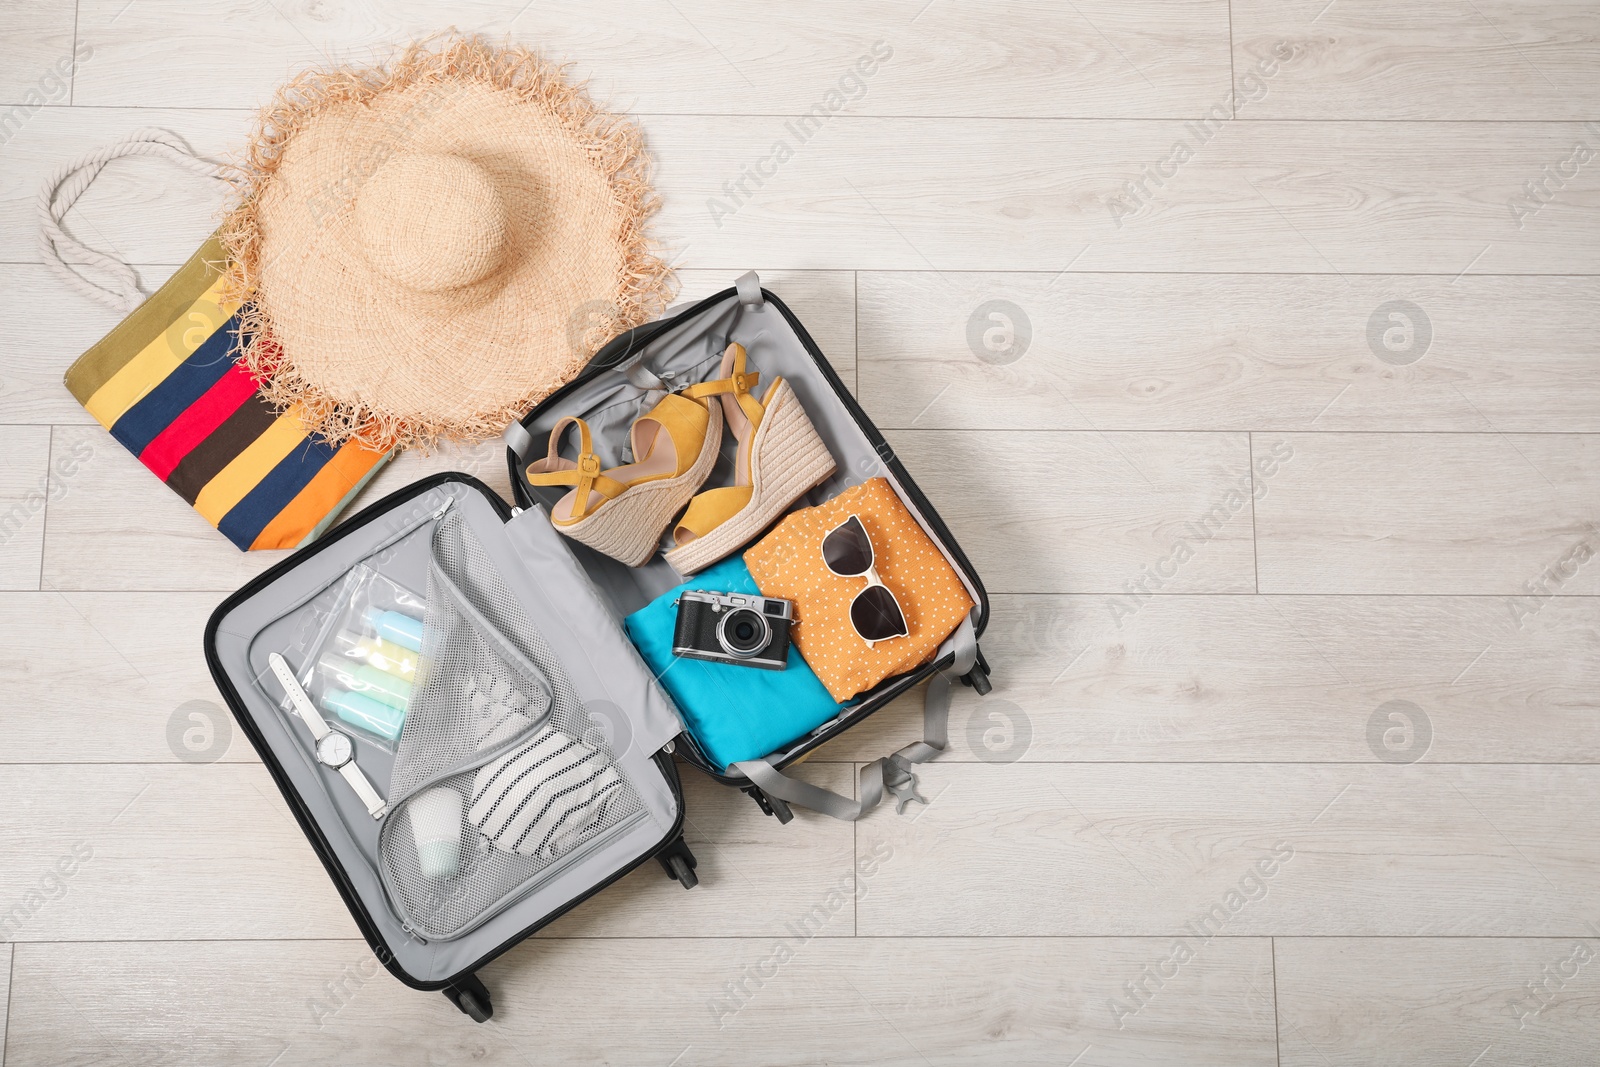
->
[269, 653, 386, 820]
[268, 652, 331, 740]
[341, 763, 387, 819]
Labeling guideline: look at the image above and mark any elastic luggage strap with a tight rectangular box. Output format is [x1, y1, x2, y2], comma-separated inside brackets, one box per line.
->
[732, 613, 977, 821]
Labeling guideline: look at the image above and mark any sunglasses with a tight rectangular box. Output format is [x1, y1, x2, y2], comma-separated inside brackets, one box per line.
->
[821, 514, 909, 646]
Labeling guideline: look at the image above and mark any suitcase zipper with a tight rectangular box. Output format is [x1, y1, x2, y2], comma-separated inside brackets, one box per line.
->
[377, 520, 660, 942]
[268, 492, 456, 626]
[238, 490, 465, 799]
[394, 806, 649, 944]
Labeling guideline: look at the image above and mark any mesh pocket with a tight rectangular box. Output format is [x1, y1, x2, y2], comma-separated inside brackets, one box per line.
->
[378, 512, 642, 941]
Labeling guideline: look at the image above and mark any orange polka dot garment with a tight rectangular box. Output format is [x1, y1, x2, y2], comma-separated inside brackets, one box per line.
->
[743, 477, 976, 703]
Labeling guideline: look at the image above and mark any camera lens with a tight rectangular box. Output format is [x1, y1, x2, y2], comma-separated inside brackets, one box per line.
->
[717, 607, 771, 659]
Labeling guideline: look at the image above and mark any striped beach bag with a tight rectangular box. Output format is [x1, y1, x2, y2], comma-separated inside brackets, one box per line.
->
[48, 131, 393, 550]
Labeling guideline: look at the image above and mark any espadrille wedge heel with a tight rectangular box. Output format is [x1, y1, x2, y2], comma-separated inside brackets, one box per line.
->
[665, 343, 837, 575]
[525, 394, 723, 567]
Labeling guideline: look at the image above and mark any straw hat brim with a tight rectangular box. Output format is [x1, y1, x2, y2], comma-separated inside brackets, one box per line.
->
[220, 36, 675, 451]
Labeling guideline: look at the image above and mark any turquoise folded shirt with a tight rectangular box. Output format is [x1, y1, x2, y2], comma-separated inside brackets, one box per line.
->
[625, 556, 840, 771]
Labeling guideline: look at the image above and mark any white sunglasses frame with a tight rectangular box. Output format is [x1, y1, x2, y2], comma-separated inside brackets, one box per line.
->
[821, 514, 909, 647]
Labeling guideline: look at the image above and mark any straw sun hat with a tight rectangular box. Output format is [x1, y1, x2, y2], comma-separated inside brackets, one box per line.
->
[221, 36, 674, 450]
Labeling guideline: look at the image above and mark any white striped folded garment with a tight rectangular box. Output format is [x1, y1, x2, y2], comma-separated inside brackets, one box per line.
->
[468, 729, 626, 859]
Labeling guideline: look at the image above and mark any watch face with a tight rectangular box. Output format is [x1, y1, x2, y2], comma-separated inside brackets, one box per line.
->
[316, 731, 353, 768]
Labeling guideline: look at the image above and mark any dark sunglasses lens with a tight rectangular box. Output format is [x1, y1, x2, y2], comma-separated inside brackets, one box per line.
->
[822, 516, 873, 575]
[851, 585, 907, 642]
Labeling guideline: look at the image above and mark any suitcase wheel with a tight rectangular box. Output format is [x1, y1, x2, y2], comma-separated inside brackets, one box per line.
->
[765, 795, 794, 823]
[656, 839, 700, 889]
[667, 853, 698, 890]
[444, 973, 494, 1023]
[743, 786, 795, 824]
[962, 663, 992, 696]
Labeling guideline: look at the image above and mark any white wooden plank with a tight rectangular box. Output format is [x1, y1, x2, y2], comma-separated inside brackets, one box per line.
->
[820, 593, 1600, 764]
[6, 936, 1277, 1066]
[364, 435, 517, 507]
[0, 108, 243, 267]
[36, 424, 514, 591]
[38, 423, 289, 592]
[0, 426, 52, 590]
[886, 429, 1257, 594]
[0, 264, 136, 426]
[73, 0, 1233, 118]
[0, 941, 10, 1064]
[1254, 432, 1600, 595]
[10, 110, 1600, 274]
[0, 592, 246, 764]
[856, 763, 1600, 936]
[537, 763, 856, 939]
[1276, 937, 1600, 1067]
[857, 272, 1600, 432]
[0, 763, 357, 942]
[0, 761, 857, 942]
[648, 117, 1600, 273]
[0, 3, 76, 106]
[1235, 0, 1600, 120]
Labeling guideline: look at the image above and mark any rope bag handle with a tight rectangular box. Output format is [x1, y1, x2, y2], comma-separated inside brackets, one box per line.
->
[37, 126, 232, 313]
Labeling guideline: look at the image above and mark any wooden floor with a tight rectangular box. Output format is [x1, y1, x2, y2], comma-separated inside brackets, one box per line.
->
[3, 2, 1598, 1064]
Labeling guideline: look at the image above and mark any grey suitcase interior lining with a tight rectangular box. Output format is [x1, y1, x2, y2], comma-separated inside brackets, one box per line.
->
[209, 481, 683, 984]
[514, 284, 986, 768]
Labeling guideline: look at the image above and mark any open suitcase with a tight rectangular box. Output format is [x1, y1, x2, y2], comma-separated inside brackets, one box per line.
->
[204, 274, 992, 1021]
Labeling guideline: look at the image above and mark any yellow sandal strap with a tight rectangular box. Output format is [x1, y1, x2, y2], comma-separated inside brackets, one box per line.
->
[682, 343, 767, 433]
[524, 417, 627, 520]
[634, 393, 712, 476]
[673, 485, 755, 545]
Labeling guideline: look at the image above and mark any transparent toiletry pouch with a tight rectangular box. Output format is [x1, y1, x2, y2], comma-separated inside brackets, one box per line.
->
[375, 510, 645, 942]
[284, 563, 428, 755]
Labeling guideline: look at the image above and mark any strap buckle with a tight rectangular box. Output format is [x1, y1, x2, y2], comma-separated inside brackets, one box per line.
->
[884, 757, 927, 814]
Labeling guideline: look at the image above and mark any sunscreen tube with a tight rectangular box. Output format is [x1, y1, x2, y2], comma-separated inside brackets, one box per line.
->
[321, 687, 405, 742]
[332, 629, 416, 682]
[367, 608, 424, 653]
[317, 652, 412, 711]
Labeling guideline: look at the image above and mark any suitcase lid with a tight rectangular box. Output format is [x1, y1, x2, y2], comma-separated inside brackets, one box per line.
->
[205, 472, 687, 989]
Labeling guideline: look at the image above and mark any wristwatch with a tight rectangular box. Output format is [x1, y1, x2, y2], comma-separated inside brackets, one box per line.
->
[268, 652, 387, 819]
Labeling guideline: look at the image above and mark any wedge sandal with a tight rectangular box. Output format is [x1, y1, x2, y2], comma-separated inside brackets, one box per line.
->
[525, 393, 723, 567]
[665, 342, 837, 575]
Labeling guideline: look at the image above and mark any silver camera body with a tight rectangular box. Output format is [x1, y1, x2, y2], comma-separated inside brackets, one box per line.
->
[672, 590, 793, 672]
